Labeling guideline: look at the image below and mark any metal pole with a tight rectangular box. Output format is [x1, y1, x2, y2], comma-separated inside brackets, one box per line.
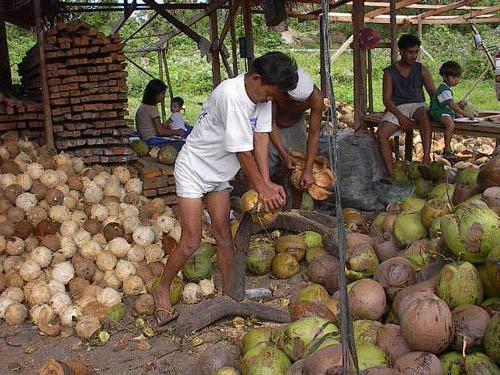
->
[34, 0, 54, 148]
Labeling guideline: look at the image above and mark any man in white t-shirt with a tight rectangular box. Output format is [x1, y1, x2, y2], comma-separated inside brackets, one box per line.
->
[153, 52, 298, 325]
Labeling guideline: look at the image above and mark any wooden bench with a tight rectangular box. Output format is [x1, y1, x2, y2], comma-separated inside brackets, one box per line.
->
[363, 112, 500, 160]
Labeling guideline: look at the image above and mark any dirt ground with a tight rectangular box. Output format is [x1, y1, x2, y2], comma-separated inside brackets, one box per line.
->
[0, 270, 310, 375]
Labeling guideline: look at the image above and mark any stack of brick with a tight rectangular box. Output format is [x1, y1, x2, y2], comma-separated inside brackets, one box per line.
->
[18, 20, 136, 164]
[0, 91, 44, 141]
[134, 157, 177, 205]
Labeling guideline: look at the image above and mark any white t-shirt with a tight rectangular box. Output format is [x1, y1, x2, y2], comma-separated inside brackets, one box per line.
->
[169, 112, 187, 131]
[177, 74, 272, 183]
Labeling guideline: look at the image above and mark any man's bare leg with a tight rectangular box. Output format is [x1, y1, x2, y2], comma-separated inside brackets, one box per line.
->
[205, 189, 234, 294]
[414, 108, 432, 163]
[153, 197, 202, 324]
[377, 122, 399, 179]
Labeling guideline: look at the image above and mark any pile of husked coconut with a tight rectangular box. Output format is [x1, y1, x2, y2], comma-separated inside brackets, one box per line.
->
[0, 132, 189, 340]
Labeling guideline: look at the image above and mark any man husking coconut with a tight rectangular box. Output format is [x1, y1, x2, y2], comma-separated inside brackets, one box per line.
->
[269, 68, 326, 207]
[153, 52, 298, 325]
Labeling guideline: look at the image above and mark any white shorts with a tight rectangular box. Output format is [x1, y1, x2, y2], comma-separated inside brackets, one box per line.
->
[381, 103, 426, 136]
[174, 151, 232, 199]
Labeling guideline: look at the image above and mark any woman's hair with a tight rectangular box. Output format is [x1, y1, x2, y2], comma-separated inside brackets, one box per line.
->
[142, 79, 167, 105]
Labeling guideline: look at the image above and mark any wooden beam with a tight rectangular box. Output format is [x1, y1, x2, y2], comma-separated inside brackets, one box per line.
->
[123, 13, 159, 43]
[366, 0, 421, 18]
[242, 0, 254, 64]
[125, 56, 157, 80]
[465, 4, 500, 19]
[389, 0, 398, 64]
[418, 0, 475, 19]
[219, 0, 242, 45]
[331, 34, 353, 63]
[352, 0, 366, 131]
[0, 16, 12, 94]
[229, 0, 239, 76]
[311, 12, 500, 24]
[111, 2, 137, 34]
[161, 49, 174, 101]
[157, 50, 167, 122]
[209, 0, 222, 86]
[348, 1, 487, 10]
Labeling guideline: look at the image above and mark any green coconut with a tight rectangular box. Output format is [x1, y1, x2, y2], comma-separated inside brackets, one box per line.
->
[241, 343, 291, 375]
[157, 145, 178, 165]
[394, 161, 410, 183]
[271, 253, 300, 279]
[468, 194, 484, 203]
[414, 178, 433, 199]
[481, 245, 500, 298]
[480, 266, 498, 300]
[195, 243, 216, 258]
[242, 327, 273, 355]
[421, 198, 453, 228]
[436, 262, 483, 309]
[301, 193, 314, 210]
[130, 140, 149, 156]
[429, 217, 444, 238]
[440, 352, 463, 375]
[297, 284, 329, 304]
[275, 317, 339, 361]
[353, 320, 383, 346]
[429, 161, 447, 181]
[372, 213, 388, 231]
[407, 162, 424, 181]
[401, 197, 426, 213]
[299, 231, 323, 248]
[441, 201, 500, 263]
[356, 344, 389, 372]
[275, 235, 307, 262]
[484, 314, 500, 365]
[465, 352, 500, 374]
[456, 168, 479, 186]
[246, 240, 275, 276]
[346, 242, 379, 280]
[215, 368, 240, 375]
[182, 253, 212, 282]
[402, 239, 433, 271]
[429, 183, 455, 201]
[305, 246, 328, 263]
[169, 276, 184, 304]
[482, 297, 500, 316]
[393, 211, 427, 247]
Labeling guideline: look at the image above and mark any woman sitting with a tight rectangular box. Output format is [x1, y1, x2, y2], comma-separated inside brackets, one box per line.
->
[135, 79, 184, 146]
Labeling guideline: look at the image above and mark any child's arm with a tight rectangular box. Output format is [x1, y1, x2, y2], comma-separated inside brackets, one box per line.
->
[447, 101, 467, 118]
[152, 117, 184, 137]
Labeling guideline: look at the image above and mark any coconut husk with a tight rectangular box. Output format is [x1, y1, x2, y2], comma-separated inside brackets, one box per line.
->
[30, 181, 47, 200]
[394, 352, 442, 375]
[391, 281, 436, 320]
[35, 219, 59, 237]
[288, 301, 336, 322]
[45, 189, 64, 206]
[103, 222, 124, 242]
[349, 279, 387, 321]
[307, 255, 340, 293]
[194, 343, 240, 375]
[477, 158, 500, 191]
[14, 220, 34, 239]
[162, 234, 177, 255]
[373, 234, 400, 262]
[72, 254, 96, 281]
[7, 206, 25, 222]
[452, 181, 481, 205]
[4, 184, 22, 203]
[308, 184, 332, 201]
[302, 343, 344, 375]
[376, 324, 411, 364]
[0, 221, 14, 236]
[374, 257, 416, 300]
[84, 219, 102, 235]
[42, 234, 61, 251]
[451, 304, 491, 351]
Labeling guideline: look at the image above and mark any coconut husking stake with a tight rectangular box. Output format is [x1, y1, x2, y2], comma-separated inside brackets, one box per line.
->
[320, 0, 359, 373]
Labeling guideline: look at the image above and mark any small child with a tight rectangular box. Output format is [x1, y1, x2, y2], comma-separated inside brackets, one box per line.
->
[167, 97, 192, 137]
[429, 61, 467, 162]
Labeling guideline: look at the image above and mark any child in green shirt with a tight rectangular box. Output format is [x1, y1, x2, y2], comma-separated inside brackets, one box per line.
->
[429, 61, 467, 162]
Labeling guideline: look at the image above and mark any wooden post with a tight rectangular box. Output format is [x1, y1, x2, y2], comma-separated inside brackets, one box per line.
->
[162, 49, 174, 101]
[0, 16, 12, 94]
[242, 0, 254, 66]
[319, 16, 327, 95]
[367, 49, 374, 113]
[331, 35, 354, 64]
[389, 0, 403, 159]
[157, 50, 167, 122]
[209, 0, 221, 87]
[229, 0, 239, 76]
[417, 21, 423, 62]
[34, 0, 54, 148]
[352, 0, 367, 130]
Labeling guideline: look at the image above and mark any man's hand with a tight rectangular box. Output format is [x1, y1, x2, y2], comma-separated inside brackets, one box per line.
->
[397, 115, 414, 131]
[300, 168, 314, 189]
[282, 154, 297, 171]
[256, 182, 286, 212]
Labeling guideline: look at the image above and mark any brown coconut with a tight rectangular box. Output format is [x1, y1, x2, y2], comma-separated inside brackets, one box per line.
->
[303, 343, 344, 375]
[374, 257, 416, 300]
[0, 221, 14, 236]
[477, 158, 500, 191]
[41, 234, 61, 251]
[0, 198, 12, 215]
[67, 175, 83, 192]
[38, 155, 55, 170]
[349, 279, 387, 321]
[45, 189, 64, 206]
[68, 277, 90, 301]
[84, 219, 102, 235]
[134, 293, 155, 315]
[14, 220, 34, 239]
[136, 264, 154, 292]
[30, 181, 47, 200]
[6, 270, 24, 288]
[451, 304, 491, 352]
[288, 301, 336, 322]
[82, 301, 109, 322]
[24, 237, 40, 252]
[194, 343, 241, 375]
[483, 186, 500, 215]
[394, 352, 443, 375]
[26, 206, 47, 225]
[415, 261, 445, 283]
[101, 196, 119, 205]
[5, 142, 20, 158]
[123, 192, 141, 206]
[35, 219, 59, 237]
[360, 368, 401, 375]
[7, 207, 25, 222]
[307, 254, 340, 293]
[162, 234, 177, 255]
[58, 163, 74, 177]
[141, 198, 166, 219]
[1, 160, 20, 175]
[400, 295, 453, 354]
[72, 253, 96, 281]
[4, 184, 22, 203]
[391, 281, 436, 320]
[287, 360, 306, 375]
[373, 234, 401, 262]
[376, 324, 411, 364]
[103, 222, 124, 242]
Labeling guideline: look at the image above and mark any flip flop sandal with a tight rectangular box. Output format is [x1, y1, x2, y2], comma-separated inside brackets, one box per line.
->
[155, 307, 179, 326]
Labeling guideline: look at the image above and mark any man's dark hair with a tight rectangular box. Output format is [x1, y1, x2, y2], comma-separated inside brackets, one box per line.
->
[142, 79, 167, 105]
[171, 96, 184, 107]
[397, 34, 421, 49]
[439, 60, 462, 78]
[249, 52, 298, 92]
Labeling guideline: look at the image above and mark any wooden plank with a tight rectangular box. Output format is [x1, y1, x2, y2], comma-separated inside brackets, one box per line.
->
[242, 0, 254, 64]
[418, 0, 476, 19]
[366, 0, 421, 18]
[322, 12, 500, 24]
[465, 4, 500, 19]
[209, 0, 222, 87]
[352, 0, 366, 131]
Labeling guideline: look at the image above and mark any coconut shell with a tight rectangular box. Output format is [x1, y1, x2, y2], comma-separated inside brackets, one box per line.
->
[7, 206, 25, 222]
[194, 343, 241, 375]
[0, 221, 14, 236]
[0, 198, 12, 214]
[45, 189, 64, 206]
[162, 234, 177, 255]
[376, 324, 411, 364]
[307, 255, 340, 293]
[1, 160, 21, 175]
[141, 198, 166, 219]
[68, 277, 90, 301]
[374, 257, 416, 300]
[477, 158, 500, 191]
[103, 222, 124, 242]
[349, 279, 387, 321]
[451, 304, 490, 351]
[84, 219, 102, 235]
[400, 295, 453, 354]
[35, 219, 59, 237]
[41, 234, 61, 251]
[373, 234, 400, 262]
[394, 352, 443, 375]
[134, 293, 155, 315]
[0, 274, 6, 292]
[288, 301, 336, 322]
[72, 253, 96, 281]
[30, 181, 47, 200]
[4, 184, 22, 203]
[391, 280, 436, 320]
[483, 186, 500, 215]
[14, 220, 34, 239]
[308, 184, 332, 201]
[67, 175, 83, 191]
